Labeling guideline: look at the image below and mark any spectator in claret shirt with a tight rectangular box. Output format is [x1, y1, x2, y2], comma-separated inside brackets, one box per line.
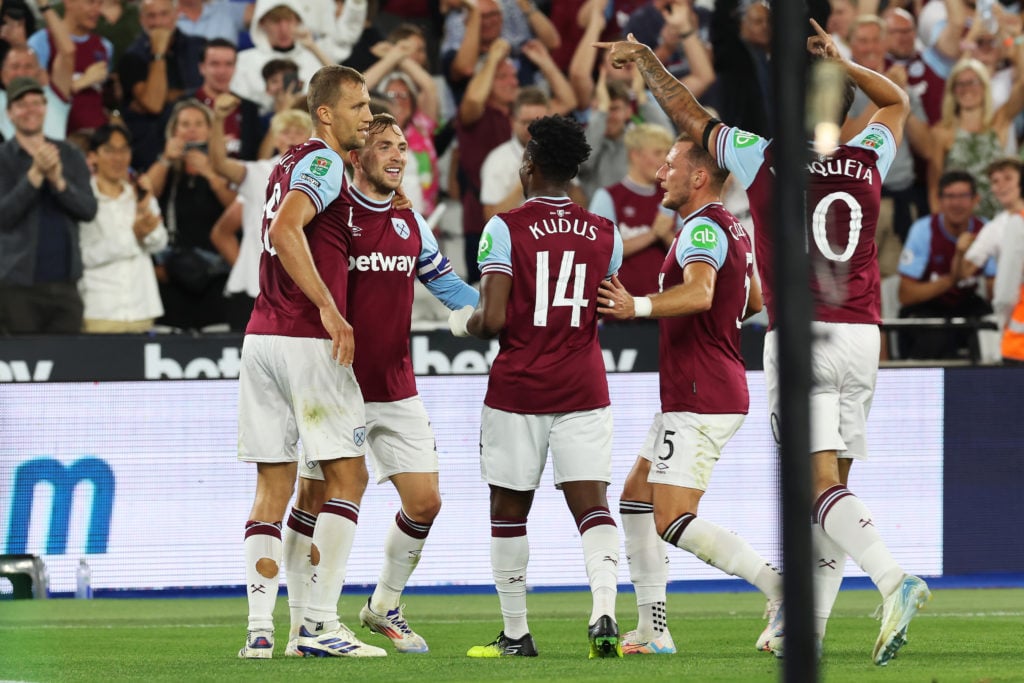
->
[189, 38, 262, 160]
[28, 0, 113, 135]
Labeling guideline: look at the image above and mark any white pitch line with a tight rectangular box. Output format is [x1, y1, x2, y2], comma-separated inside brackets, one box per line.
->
[2, 611, 1022, 631]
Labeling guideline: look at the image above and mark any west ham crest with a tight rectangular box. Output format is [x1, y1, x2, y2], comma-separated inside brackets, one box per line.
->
[391, 217, 410, 239]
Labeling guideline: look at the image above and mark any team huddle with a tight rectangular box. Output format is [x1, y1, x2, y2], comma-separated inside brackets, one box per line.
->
[235, 21, 930, 666]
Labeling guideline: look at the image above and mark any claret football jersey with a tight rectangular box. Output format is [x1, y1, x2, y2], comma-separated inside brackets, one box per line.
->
[716, 123, 897, 326]
[247, 138, 355, 339]
[658, 202, 753, 414]
[345, 186, 477, 403]
[478, 196, 624, 414]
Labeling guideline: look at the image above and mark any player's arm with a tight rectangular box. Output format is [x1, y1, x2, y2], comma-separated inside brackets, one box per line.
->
[411, 213, 481, 333]
[897, 274, 955, 307]
[268, 190, 353, 364]
[467, 273, 511, 339]
[808, 19, 909, 146]
[595, 34, 720, 157]
[743, 274, 763, 320]
[598, 263, 716, 319]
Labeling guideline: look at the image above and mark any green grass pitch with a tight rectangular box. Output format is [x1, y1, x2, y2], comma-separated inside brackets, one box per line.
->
[2, 588, 1021, 682]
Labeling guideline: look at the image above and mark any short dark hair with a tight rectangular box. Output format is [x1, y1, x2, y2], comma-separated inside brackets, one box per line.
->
[88, 122, 132, 151]
[525, 115, 590, 183]
[607, 80, 631, 104]
[938, 170, 977, 196]
[985, 156, 1023, 179]
[387, 22, 425, 43]
[676, 131, 729, 189]
[512, 86, 548, 116]
[201, 38, 237, 62]
[261, 58, 299, 83]
[307, 65, 365, 118]
[368, 112, 400, 136]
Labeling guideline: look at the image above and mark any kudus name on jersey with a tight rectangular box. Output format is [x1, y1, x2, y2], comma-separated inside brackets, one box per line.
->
[348, 253, 417, 276]
[806, 157, 873, 184]
[529, 217, 600, 241]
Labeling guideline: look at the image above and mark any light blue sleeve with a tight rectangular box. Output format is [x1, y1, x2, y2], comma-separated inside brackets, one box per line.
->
[607, 227, 624, 278]
[983, 255, 999, 278]
[922, 45, 953, 79]
[102, 37, 114, 68]
[588, 188, 617, 223]
[897, 217, 932, 279]
[477, 216, 512, 276]
[227, 0, 248, 27]
[28, 30, 50, 69]
[425, 271, 481, 309]
[716, 126, 772, 190]
[288, 148, 345, 214]
[846, 122, 898, 181]
[674, 218, 728, 271]
[414, 213, 479, 309]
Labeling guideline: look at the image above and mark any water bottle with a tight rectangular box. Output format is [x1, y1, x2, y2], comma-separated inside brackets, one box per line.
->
[75, 559, 93, 599]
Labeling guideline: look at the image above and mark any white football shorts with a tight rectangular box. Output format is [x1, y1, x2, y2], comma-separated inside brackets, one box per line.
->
[300, 395, 438, 483]
[479, 405, 613, 491]
[764, 322, 878, 460]
[640, 411, 745, 490]
[237, 335, 366, 464]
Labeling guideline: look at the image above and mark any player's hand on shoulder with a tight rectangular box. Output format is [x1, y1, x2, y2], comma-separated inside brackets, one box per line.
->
[391, 187, 413, 211]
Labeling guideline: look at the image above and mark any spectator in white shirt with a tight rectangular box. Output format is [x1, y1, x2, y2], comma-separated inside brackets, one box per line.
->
[208, 96, 311, 330]
[79, 123, 168, 332]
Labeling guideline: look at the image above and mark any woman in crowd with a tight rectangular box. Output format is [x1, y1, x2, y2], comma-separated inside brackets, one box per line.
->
[79, 123, 167, 332]
[930, 58, 1024, 219]
[144, 98, 236, 331]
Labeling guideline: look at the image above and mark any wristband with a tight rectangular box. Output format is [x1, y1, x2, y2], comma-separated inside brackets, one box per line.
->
[680, 29, 696, 40]
[153, 53, 166, 61]
[633, 296, 653, 318]
[702, 117, 721, 151]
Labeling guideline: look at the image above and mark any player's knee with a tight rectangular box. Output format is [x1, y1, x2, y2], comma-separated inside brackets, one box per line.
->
[652, 508, 689, 538]
[255, 557, 279, 579]
[621, 459, 652, 501]
[405, 495, 441, 524]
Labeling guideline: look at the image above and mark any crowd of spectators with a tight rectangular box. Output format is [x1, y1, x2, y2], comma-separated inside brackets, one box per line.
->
[0, 0, 1022, 364]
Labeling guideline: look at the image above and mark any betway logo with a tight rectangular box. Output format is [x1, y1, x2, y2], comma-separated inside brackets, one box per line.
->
[411, 337, 636, 374]
[0, 360, 53, 382]
[348, 253, 416, 276]
[144, 343, 241, 379]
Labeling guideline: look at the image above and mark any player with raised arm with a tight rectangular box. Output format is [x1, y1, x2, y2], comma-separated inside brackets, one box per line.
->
[459, 115, 625, 659]
[281, 113, 480, 656]
[597, 21, 931, 665]
[596, 134, 780, 656]
[236, 64, 383, 660]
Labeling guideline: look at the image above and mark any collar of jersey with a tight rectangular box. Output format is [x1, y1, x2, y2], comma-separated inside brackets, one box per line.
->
[525, 195, 573, 207]
[678, 201, 724, 224]
[349, 184, 394, 213]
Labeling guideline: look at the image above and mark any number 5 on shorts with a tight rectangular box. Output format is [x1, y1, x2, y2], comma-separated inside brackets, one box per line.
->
[660, 429, 676, 461]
